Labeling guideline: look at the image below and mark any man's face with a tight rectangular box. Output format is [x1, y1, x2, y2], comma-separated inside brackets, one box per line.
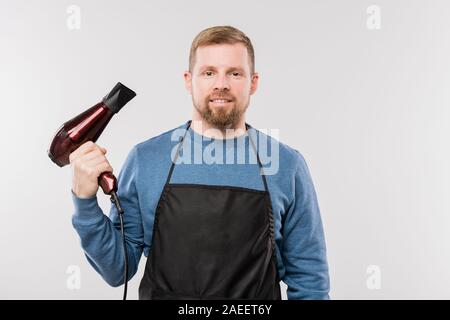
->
[184, 43, 259, 129]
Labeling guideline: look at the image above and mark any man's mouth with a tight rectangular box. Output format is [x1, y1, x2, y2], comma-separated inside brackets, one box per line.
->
[209, 99, 233, 106]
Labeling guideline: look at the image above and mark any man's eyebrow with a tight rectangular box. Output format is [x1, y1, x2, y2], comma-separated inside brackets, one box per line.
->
[228, 67, 245, 72]
[198, 65, 216, 70]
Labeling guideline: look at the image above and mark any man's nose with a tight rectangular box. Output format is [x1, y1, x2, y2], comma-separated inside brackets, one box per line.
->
[213, 74, 230, 91]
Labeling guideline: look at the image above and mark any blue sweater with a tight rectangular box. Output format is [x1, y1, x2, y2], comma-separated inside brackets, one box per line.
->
[71, 121, 330, 299]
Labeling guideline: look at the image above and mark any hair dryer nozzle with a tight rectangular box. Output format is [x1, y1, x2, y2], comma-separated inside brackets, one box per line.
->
[102, 82, 136, 114]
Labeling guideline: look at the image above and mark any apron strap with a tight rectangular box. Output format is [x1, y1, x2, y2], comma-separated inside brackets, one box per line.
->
[165, 120, 269, 193]
[246, 123, 270, 193]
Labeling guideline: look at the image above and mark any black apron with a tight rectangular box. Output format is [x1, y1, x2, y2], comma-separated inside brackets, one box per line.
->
[139, 121, 281, 299]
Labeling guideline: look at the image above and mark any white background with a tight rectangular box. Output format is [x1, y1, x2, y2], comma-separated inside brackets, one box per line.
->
[1, 0, 449, 299]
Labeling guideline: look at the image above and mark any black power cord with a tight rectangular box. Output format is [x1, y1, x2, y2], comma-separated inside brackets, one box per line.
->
[110, 191, 129, 300]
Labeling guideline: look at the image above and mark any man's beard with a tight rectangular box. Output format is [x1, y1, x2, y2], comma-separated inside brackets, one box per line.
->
[193, 94, 249, 129]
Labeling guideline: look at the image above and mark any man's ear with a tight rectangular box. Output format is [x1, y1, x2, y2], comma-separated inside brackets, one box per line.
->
[184, 71, 192, 94]
[250, 72, 259, 95]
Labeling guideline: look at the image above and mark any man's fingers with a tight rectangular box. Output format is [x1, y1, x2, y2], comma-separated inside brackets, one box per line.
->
[85, 158, 113, 173]
[69, 141, 95, 161]
[70, 141, 105, 162]
[93, 161, 114, 176]
[83, 149, 106, 161]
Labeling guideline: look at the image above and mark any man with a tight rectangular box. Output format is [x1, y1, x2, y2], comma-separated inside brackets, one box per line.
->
[70, 25, 330, 299]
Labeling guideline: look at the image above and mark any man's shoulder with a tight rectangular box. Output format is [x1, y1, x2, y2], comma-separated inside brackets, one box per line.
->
[251, 126, 304, 169]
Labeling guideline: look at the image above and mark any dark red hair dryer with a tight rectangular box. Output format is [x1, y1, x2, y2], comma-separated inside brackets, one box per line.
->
[48, 82, 136, 300]
[48, 82, 136, 195]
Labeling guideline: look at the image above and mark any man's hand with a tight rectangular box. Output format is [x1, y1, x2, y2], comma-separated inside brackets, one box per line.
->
[70, 141, 114, 199]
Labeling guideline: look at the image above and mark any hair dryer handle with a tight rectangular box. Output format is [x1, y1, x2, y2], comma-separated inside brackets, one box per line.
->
[98, 172, 118, 195]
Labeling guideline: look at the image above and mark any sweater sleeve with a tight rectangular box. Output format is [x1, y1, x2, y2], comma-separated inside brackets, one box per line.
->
[281, 151, 330, 299]
[71, 146, 144, 287]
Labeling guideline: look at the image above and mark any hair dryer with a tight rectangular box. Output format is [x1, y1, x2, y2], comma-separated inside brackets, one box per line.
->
[48, 82, 136, 300]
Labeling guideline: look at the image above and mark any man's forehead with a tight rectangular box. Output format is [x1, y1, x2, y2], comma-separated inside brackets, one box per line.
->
[194, 43, 249, 70]
[196, 43, 247, 57]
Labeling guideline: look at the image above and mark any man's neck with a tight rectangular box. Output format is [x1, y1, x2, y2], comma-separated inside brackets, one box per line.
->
[191, 112, 247, 140]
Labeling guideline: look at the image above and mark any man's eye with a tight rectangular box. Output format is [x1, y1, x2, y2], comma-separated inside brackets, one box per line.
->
[231, 72, 241, 77]
[204, 71, 214, 76]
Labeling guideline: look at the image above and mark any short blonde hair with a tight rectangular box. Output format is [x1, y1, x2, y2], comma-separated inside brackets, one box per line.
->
[189, 25, 255, 74]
